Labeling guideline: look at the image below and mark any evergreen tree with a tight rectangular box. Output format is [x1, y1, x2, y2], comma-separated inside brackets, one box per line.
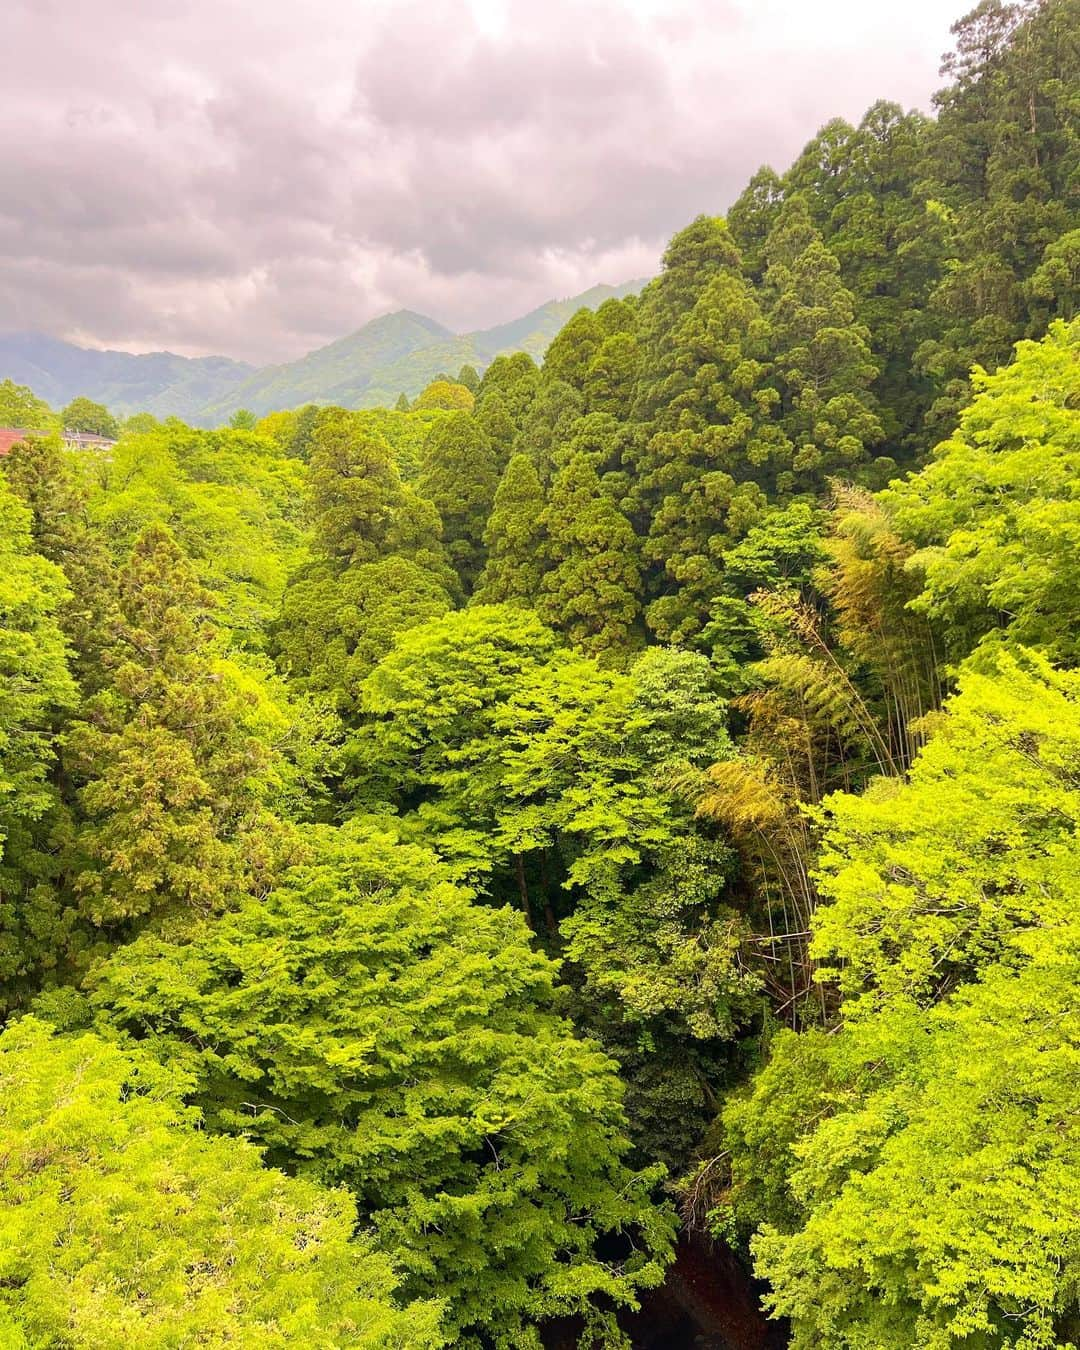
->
[2, 434, 118, 688]
[471, 453, 548, 607]
[542, 307, 605, 389]
[538, 453, 643, 659]
[64, 527, 293, 933]
[511, 378, 584, 483]
[417, 412, 501, 591]
[763, 197, 885, 490]
[457, 362, 481, 393]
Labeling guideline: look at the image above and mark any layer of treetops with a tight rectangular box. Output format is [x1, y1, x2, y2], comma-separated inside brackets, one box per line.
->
[0, 2, 1078, 1346]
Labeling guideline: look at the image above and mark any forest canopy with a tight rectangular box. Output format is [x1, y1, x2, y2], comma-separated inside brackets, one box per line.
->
[1, 2, 1078, 1346]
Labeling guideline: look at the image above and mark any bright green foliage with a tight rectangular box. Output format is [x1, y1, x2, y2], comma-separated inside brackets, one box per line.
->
[62, 396, 119, 438]
[275, 556, 453, 712]
[418, 412, 501, 590]
[356, 606, 561, 823]
[348, 406, 451, 481]
[538, 453, 642, 658]
[0, 379, 56, 431]
[717, 652, 1080, 1347]
[356, 610, 758, 1157]
[0, 6, 1073, 1335]
[0, 1017, 442, 1349]
[64, 527, 295, 932]
[89, 825, 675, 1348]
[1, 434, 117, 687]
[810, 653, 1080, 1009]
[0, 479, 76, 991]
[413, 378, 475, 411]
[722, 934, 1080, 1349]
[886, 318, 1080, 664]
[84, 423, 308, 642]
[121, 412, 160, 435]
[227, 407, 257, 430]
[472, 453, 548, 606]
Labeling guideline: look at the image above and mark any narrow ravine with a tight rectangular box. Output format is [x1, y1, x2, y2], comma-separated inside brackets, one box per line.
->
[543, 1233, 787, 1349]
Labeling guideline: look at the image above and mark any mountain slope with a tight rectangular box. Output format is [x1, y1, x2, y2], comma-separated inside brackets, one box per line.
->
[470, 280, 646, 360]
[197, 310, 457, 423]
[201, 280, 649, 422]
[0, 279, 649, 425]
[0, 333, 252, 421]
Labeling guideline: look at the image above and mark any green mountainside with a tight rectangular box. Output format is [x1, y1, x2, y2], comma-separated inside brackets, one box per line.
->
[0, 280, 647, 425]
[0, 332, 253, 423]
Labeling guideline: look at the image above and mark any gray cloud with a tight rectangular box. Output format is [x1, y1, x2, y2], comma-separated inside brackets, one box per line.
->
[3, 0, 971, 364]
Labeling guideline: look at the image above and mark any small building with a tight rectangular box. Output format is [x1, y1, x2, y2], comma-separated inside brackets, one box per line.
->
[61, 430, 117, 451]
[0, 427, 117, 456]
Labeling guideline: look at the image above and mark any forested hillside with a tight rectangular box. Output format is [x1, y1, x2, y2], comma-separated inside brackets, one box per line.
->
[1, 2, 1078, 1346]
[0, 282, 644, 424]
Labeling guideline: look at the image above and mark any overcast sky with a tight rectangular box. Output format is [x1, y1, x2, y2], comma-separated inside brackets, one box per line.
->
[4, 0, 973, 365]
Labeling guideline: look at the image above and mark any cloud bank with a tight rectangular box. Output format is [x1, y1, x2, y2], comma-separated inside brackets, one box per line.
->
[4, 0, 970, 363]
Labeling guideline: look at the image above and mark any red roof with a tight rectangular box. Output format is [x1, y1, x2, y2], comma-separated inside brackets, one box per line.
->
[0, 428, 32, 456]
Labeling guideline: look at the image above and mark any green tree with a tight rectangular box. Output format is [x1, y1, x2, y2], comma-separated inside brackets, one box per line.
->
[512, 378, 585, 483]
[762, 196, 885, 490]
[89, 824, 675, 1348]
[715, 652, 1080, 1348]
[227, 407, 257, 430]
[542, 308, 604, 389]
[0, 478, 77, 1005]
[0, 379, 55, 431]
[275, 556, 452, 714]
[306, 409, 453, 587]
[2, 434, 118, 689]
[886, 318, 1080, 665]
[0, 1017, 442, 1349]
[413, 379, 475, 411]
[64, 527, 295, 934]
[62, 396, 119, 438]
[457, 363, 481, 393]
[475, 352, 541, 426]
[418, 412, 501, 591]
[538, 453, 643, 659]
[355, 611, 758, 1161]
[81, 422, 309, 644]
[471, 453, 548, 607]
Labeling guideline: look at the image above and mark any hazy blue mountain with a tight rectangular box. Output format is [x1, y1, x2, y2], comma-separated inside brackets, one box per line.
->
[0, 279, 649, 425]
[0, 332, 252, 421]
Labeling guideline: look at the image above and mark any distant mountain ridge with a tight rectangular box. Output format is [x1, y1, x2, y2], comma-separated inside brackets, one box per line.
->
[0, 333, 254, 423]
[0, 280, 647, 426]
